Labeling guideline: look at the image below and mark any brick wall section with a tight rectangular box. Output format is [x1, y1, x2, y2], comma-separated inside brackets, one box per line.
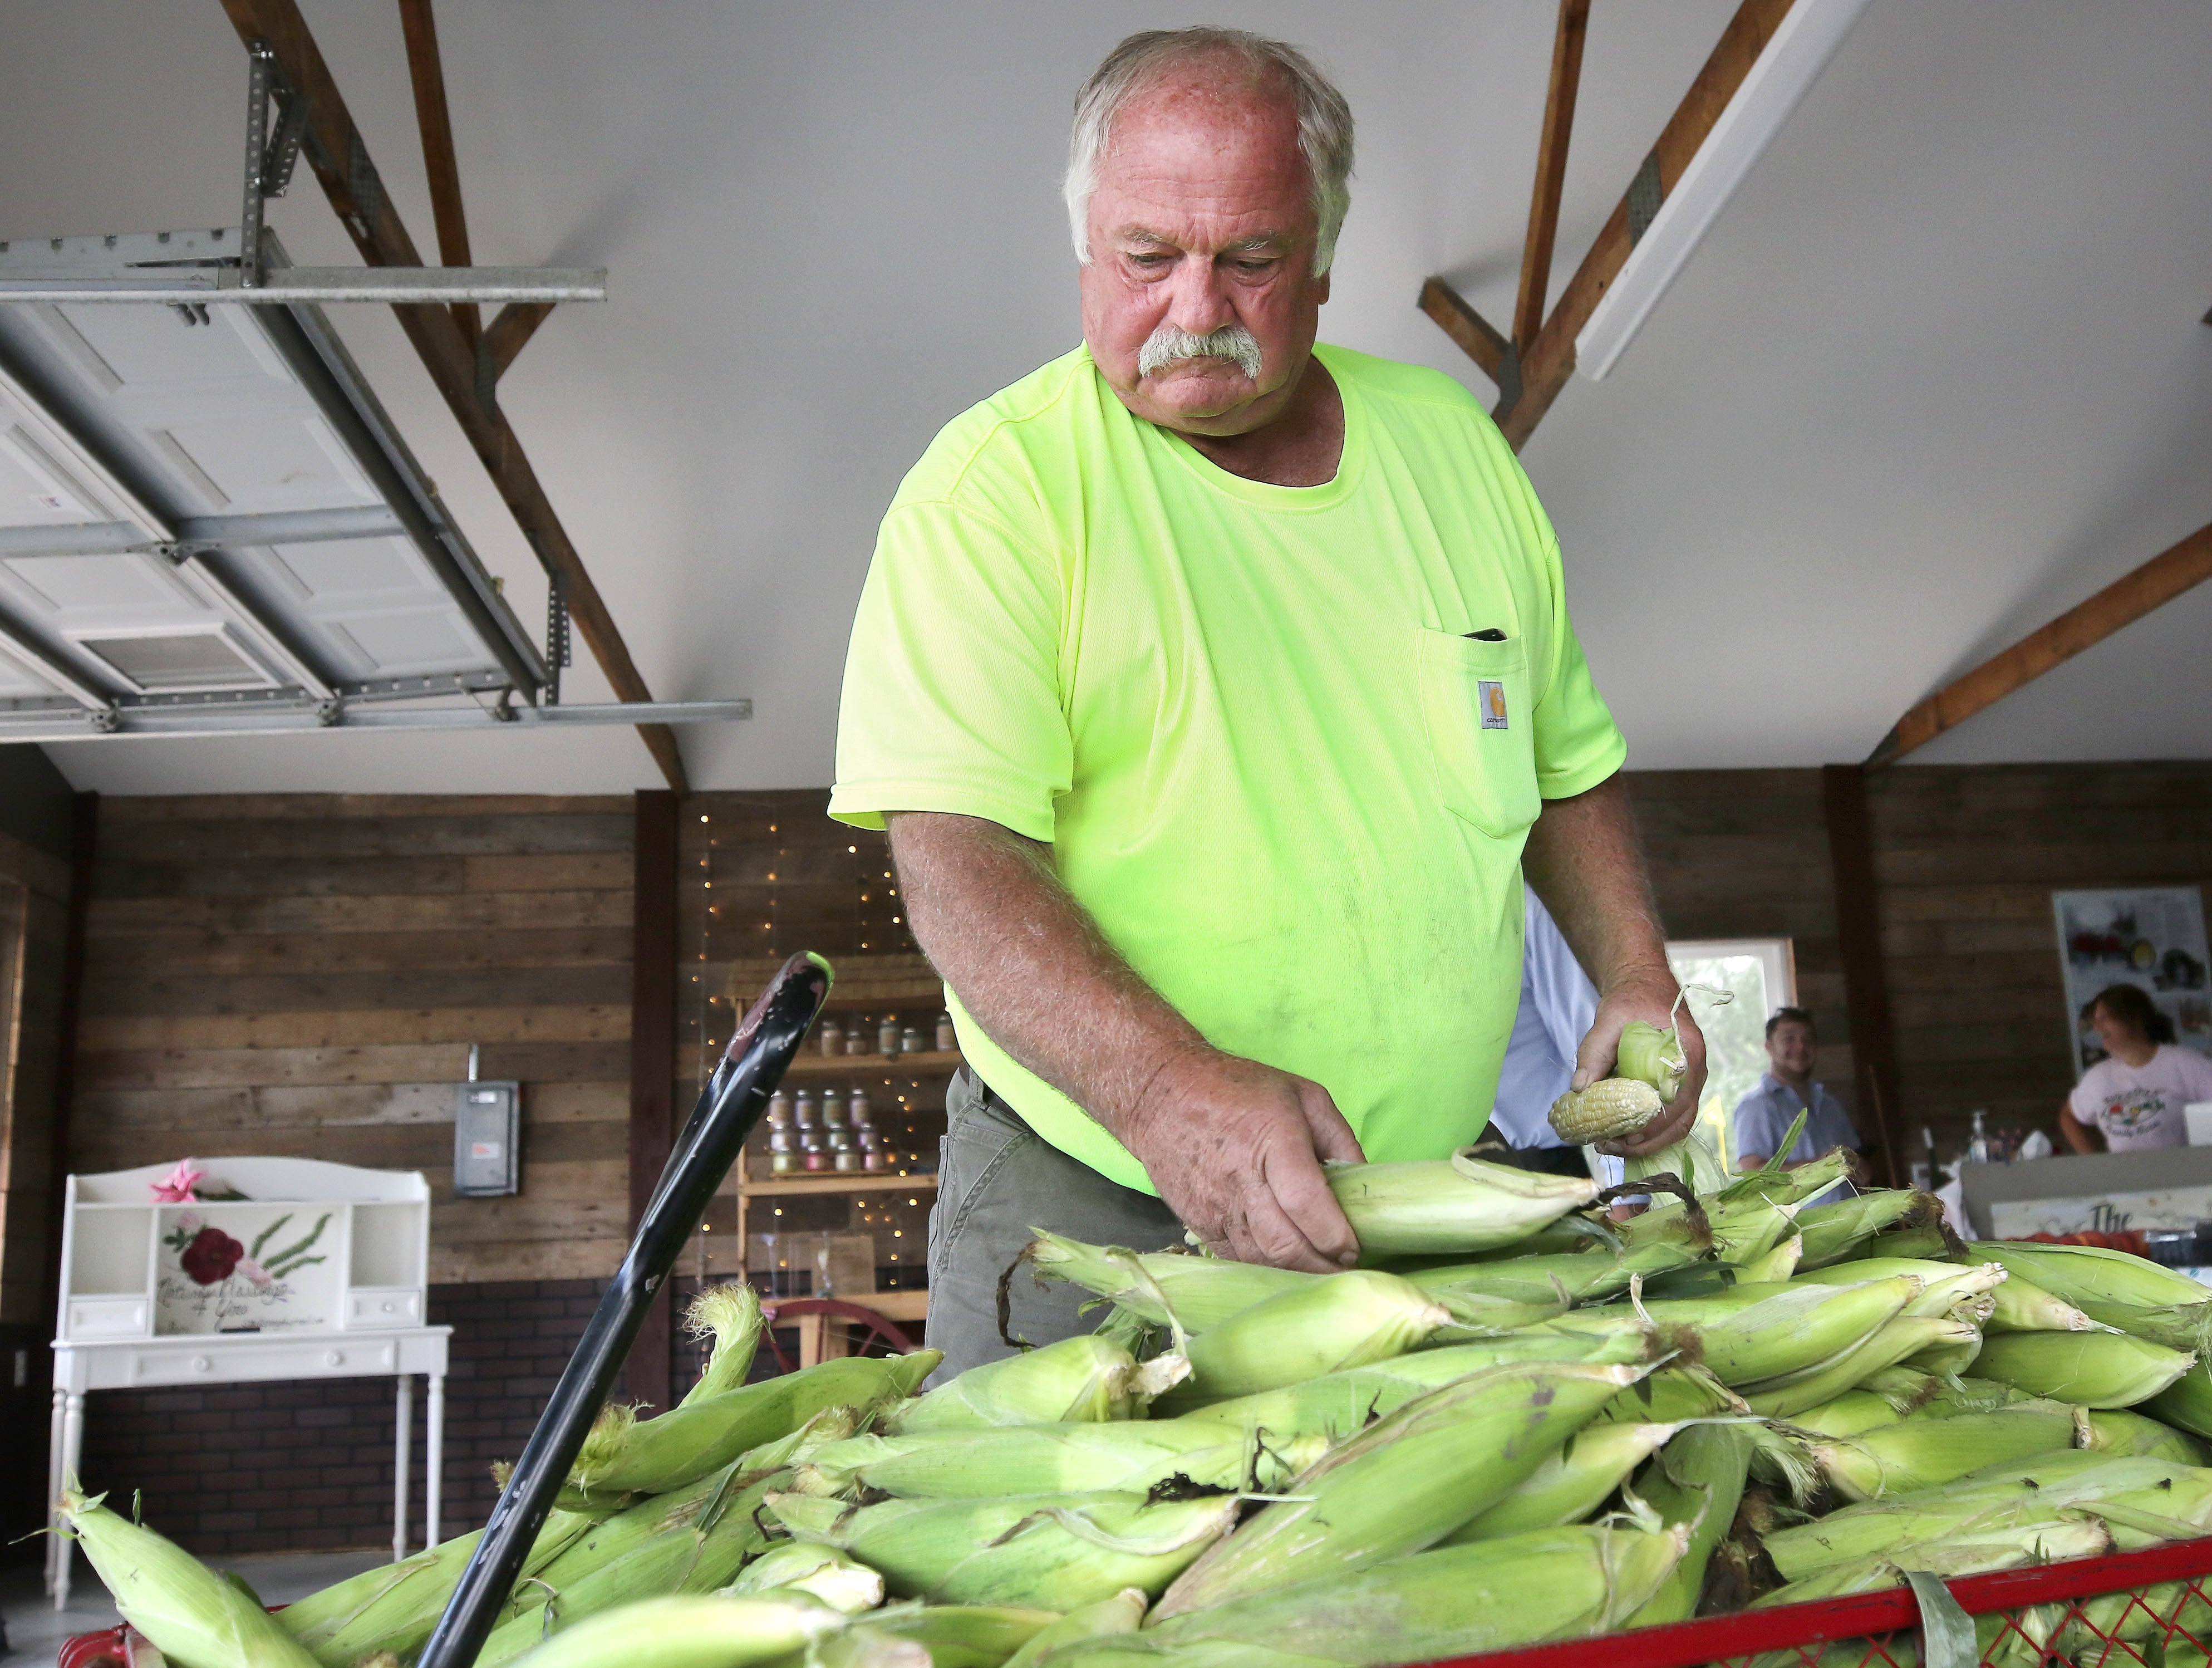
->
[77, 1278, 606, 1555]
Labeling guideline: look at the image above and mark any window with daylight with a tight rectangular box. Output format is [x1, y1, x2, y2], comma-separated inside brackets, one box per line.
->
[1665, 938, 1796, 1162]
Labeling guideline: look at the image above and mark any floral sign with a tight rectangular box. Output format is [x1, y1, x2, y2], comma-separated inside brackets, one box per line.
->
[155, 1206, 337, 1335]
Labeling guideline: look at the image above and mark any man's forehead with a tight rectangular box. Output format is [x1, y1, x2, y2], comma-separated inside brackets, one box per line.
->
[1116, 224, 1295, 254]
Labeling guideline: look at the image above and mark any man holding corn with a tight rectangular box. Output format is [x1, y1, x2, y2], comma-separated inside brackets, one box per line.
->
[832, 27, 1703, 1376]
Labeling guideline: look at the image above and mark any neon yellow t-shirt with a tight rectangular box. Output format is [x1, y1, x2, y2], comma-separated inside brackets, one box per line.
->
[830, 342, 1625, 1194]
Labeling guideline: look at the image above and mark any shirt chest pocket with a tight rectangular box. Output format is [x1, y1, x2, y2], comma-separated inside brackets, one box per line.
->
[1415, 626, 1540, 839]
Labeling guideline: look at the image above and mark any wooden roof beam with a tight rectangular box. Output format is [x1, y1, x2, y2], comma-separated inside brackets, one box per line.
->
[1417, 277, 1510, 385]
[1513, 0, 1590, 355]
[218, 0, 688, 791]
[1866, 517, 2212, 768]
[396, 0, 476, 345]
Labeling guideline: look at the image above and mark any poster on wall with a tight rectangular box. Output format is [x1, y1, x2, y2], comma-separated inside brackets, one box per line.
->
[2052, 886, 2211, 1077]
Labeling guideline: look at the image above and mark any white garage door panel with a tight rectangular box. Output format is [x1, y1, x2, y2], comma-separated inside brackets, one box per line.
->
[53, 302, 288, 390]
[4, 552, 189, 615]
[341, 608, 484, 674]
[160, 411, 376, 513]
[272, 536, 431, 601]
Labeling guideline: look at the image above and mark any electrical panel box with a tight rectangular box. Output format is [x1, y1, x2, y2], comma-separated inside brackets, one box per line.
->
[454, 1081, 520, 1197]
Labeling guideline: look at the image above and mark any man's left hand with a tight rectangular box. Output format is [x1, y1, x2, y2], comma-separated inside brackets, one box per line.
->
[1573, 967, 1707, 1158]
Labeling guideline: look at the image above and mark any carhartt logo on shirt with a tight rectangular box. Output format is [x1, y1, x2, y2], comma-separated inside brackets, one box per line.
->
[1479, 680, 1509, 730]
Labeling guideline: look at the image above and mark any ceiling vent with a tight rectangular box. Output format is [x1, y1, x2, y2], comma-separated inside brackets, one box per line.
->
[77, 628, 271, 691]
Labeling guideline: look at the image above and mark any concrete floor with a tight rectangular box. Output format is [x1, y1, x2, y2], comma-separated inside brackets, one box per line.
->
[1, 1548, 387, 1667]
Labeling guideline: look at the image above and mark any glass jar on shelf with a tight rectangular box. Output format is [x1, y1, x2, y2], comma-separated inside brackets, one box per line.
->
[901, 1025, 925, 1055]
[936, 1012, 957, 1052]
[878, 1017, 901, 1055]
[818, 1019, 843, 1057]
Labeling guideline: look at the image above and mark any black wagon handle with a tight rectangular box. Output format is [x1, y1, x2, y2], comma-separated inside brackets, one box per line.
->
[416, 950, 833, 1668]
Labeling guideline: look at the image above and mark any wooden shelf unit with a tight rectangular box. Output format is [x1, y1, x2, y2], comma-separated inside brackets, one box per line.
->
[738, 1172, 937, 1198]
[781, 1049, 962, 1080]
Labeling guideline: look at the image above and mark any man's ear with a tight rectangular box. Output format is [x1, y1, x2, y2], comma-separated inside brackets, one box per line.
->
[1314, 271, 1331, 306]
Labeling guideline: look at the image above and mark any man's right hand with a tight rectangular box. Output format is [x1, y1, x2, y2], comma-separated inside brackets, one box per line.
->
[1119, 1048, 1366, 1272]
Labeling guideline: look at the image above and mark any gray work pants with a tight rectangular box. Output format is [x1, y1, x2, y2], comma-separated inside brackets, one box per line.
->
[925, 1067, 1184, 1382]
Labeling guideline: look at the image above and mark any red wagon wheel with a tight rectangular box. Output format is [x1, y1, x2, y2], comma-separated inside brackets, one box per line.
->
[758, 1296, 918, 1375]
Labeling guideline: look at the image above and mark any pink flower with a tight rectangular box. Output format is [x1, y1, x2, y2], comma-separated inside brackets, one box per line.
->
[150, 1159, 205, 1204]
[174, 1211, 202, 1235]
[237, 1258, 272, 1290]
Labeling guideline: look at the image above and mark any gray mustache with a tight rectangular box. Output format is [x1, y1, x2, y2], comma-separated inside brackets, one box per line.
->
[1137, 322, 1264, 380]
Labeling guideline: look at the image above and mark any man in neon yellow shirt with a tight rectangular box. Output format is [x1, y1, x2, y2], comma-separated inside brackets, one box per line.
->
[832, 27, 1704, 1375]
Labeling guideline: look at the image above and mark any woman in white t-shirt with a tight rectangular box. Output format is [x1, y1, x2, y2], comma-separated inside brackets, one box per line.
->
[2060, 984, 2212, 1153]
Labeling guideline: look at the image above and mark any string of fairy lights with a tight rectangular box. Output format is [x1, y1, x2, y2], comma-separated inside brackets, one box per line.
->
[681, 805, 939, 1294]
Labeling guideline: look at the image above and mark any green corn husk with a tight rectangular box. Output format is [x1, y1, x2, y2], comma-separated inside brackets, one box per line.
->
[1124, 1517, 1691, 1668]
[2084, 1408, 2212, 1465]
[1968, 1240, 2211, 1308]
[1594, 1366, 1745, 1427]
[1743, 1314, 1984, 1420]
[1865, 1224, 1964, 1262]
[1152, 1360, 1646, 1617]
[1793, 1257, 2004, 1318]
[478, 1470, 790, 1665]
[1805, 1407, 2083, 1503]
[1442, 1420, 1689, 1542]
[1154, 1270, 1449, 1411]
[1325, 1148, 1599, 1259]
[1794, 1191, 1943, 1269]
[2149, 1361, 2212, 1437]
[2076, 1298, 2212, 1355]
[769, 1490, 1238, 1610]
[1023, 1232, 1310, 1332]
[1181, 1328, 1661, 1444]
[573, 1351, 938, 1496]
[1679, 1275, 1922, 1387]
[1762, 1454, 2190, 1579]
[1615, 1021, 1687, 1103]
[1000, 1591, 1147, 1668]
[1619, 1422, 1756, 1627]
[865, 1605, 1061, 1668]
[1791, 1389, 1909, 1440]
[1613, 1142, 1851, 1265]
[894, 1337, 1172, 1431]
[683, 1283, 768, 1406]
[497, 1595, 851, 1668]
[1981, 1276, 2105, 1335]
[725, 1541, 884, 1614]
[57, 1488, 322, 1668]
[281, 1509, 596, 1665]
[1736, 1234, 1804, 1284]
[1754, 1516, 2116, 1607]
[795, 1419, 1327, 1500]
[1972, 1330, 2195, 1408]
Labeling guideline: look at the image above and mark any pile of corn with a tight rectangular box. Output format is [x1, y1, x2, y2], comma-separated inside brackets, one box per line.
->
[57, 1126, 2212, 1668]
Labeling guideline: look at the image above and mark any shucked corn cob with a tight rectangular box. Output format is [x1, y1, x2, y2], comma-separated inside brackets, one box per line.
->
[1548, 1076, 1664, 1142]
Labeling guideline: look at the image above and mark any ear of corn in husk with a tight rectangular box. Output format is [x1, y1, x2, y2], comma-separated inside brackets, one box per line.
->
[1153, 1359, 1646, 1617]
[682, 1283, 767, 1406]
[795, 1419, 1325, 1500]
[999, 1590, 1147, 1668]
[2073, 1297, 2212, 1356]
[1790, 1389, 1910, 1440]
[1139, 1516, 1692, 1668]
[2148, 1361, 2212, 1436]
[767, 1490, 1238, 1610]
[725, 1541, 884, 1613]
[1022, 1233, 1309, 1332]
[1619, 1422, 1757, 1627]
[863, 1604, 1063, 1668]
[478, 1469, 789, 1665]
[573, 1350, 938, 1495]
[1794, 1257, 2004, 1319]
[1326, 1149, 1597, 1258]
[497, 1595, 851, 1668]
[1677, 1275, 1921, 1387]
[1547, 1076, 1664, 1144]
[1968, 1240, 2212, 1308]
[1803, 1406, 2083, 1503]
[1178, 1327, 1660, 1443]
[1753, 1514, 2116, 1607]
[281, 1508, 596, 1665]
[1737, 1234, 1803, 1284]
[1401, 1245, 1699, 1309]
[1443, 1420, 1690, 1542]
[894, 1336, 1171, 1432]
[2085, 1407, 2211, 1464]
[1969, 1330, 2194, 1408]
[1594, 1365, 1745, 1427]
[1153, 1270, 1449, 1410]
[56, 1487, 322, 1668]
[1795, 1191, 1943, 1270]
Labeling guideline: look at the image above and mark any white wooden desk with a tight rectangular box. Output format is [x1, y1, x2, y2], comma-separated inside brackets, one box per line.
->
[47, 1325, 451, 1608]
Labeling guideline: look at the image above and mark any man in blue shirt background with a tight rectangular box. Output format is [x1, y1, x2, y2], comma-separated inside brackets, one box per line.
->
[1731, 1006, 1866, 1206]
[1485, 891, 1601, 1175]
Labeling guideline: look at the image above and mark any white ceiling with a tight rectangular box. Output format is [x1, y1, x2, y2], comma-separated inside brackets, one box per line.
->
[1, 0, 2205, 794]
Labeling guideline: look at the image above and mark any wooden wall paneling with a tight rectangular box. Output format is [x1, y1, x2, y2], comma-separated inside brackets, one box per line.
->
[1822, 766, 1904, 1188]
[626, 789, 680, 1407]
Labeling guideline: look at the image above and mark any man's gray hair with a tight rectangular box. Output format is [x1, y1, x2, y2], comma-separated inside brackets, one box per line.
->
[1063, 27, 1355, 275]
